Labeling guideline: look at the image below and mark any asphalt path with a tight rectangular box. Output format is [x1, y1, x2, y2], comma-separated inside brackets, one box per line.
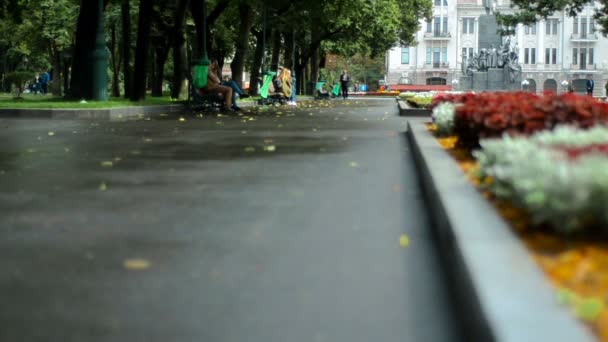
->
[0, 99, 461, 342]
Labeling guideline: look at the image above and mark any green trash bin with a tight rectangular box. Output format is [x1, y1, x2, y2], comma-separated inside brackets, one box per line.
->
[193, 58, 210, 89]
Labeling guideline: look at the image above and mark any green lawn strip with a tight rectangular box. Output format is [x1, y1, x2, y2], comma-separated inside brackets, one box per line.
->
[0, 94, 182, 109]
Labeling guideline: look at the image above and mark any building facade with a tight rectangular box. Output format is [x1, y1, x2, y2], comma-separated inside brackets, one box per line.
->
[386, 0, 608, 96]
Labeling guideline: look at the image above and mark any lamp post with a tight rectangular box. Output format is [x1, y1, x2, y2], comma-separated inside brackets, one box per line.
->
[521, 79, 530, 92]
[91, 0, 108, 100]
[561, 80, 569, 93]
[451, 78, 459, 91]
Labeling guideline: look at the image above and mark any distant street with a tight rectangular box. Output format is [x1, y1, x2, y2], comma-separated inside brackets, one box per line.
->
[0, 99, 461, 342]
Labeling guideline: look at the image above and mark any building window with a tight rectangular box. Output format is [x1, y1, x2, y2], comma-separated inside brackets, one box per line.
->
[573, 48, 578, 64]
[434, 17, 441, 34]
[443, 18, 448, 33]
[442, 47, 447, 63]
[524, 23, 537, 35]
[426, 48, 432, 64]
[524, 48, 529, 64]
[546, 19, 558, 35]
[581, 17, 588, 36]
[462, 18, 475, 34]
[589, 48, 594, 65]
[545, 48, 557, 65]
[401, 47, 410, 64]
[434, 0, 447, 5]
[531, 48, 536, 64]
[573, 17, 579, 34]
[591, 19, 596, 33]
[427, 21, 432, 33]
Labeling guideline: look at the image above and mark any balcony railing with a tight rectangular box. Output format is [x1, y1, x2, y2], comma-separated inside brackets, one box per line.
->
[570, 32, 598, 41]
[570, 63, 596, 70]
[430, 62, 449, 69]
[423, 31, 451, 40]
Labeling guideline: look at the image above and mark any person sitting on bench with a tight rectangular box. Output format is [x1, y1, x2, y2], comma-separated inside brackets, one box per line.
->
[198, 59, 233, 112]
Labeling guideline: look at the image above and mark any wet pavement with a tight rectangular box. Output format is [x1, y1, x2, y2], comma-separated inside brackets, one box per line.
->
[0, 99, 461, 342]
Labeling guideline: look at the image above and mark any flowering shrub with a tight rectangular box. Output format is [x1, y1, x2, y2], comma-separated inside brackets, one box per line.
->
[474, 125, 608, 233]
[432, 92, 608, 148]
[432, 103, 456, 136]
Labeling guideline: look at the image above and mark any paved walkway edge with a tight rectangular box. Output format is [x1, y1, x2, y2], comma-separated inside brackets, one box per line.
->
[0, 104, 187, 119]
[406, 119, 594, 342]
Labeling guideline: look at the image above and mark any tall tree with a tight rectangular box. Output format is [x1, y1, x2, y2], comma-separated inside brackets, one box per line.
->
[230, 1, 255, 89]
[121, 0, 133, 98]
[70, 0, 108, 99]
[130, 0, 153, 101]
[497, 0, 608, 35]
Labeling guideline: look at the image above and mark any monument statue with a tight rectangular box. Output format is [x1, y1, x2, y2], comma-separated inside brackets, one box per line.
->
[488, 44, 498, 68]
[483, 0, 496, 14]
[459, 1, 522, 90]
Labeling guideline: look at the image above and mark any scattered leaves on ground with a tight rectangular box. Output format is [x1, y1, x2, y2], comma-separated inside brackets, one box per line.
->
[399, 234, 410, 248]
[123, 258, 151, 271]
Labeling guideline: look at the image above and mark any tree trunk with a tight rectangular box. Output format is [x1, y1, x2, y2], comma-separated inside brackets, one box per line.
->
[283, 31, 293, 70]
[51, 47, 62, 96]
[248, 30, 264, 95]
[152, 46, 168, 97]
[110, 20, 120, 97]
[170, 0, 189, 99]
[270, 29, 281, 71]
[69, 0, 99, 99]
[121, 0, 133, 98]
[189, 0, 229, 60]
[130, 0, 153, 101]
[230, 1, 254, 89]
[63, 54, 70, 96]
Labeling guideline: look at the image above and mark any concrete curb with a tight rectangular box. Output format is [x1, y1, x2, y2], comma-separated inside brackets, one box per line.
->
[0, 104, 186, 119]
[397, 100, 431, 117]
[406, 118, 594, 342]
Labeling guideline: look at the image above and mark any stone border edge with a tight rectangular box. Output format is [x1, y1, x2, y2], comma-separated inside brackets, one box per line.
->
[397, 100, 431, 117]
[406, 119, 594, 342]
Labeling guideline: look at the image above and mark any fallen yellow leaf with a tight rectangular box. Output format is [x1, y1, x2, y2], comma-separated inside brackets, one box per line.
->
[98, 182, 107, 191]
[399, 234, 410, 248]
[48, 131, 55, 136]
[123, 258, 151, 270]
[100, 161, 113, 168]
[349, 162, 360, 168]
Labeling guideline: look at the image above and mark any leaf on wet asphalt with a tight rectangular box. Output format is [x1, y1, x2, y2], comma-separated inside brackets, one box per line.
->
[143, 138, 152, 143]
[264, 145, 276, 152]
[241, 130, 248, 134]
[244, 146, 256, 152]
[349, 162, 360, 168]
[26, 148, 37, 153]
[264, 139, 274, 144]
[98, 182, 108, 191]
[178, 117, 186, 122]
[48, 131, 55, 136]
[64, 147, 71, 152]
[399, 234, 410, 248]
[123, 258, 151, 271]
[312, 128, 318, 132]
[100, 161, 114, 168]
[574, 298, 604, 321]
[130, 150, 141, 155]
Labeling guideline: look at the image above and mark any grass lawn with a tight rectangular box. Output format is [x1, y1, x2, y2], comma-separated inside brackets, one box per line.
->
[0, 93, 182, 109]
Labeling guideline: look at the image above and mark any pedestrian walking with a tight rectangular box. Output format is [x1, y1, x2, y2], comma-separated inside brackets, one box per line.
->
[40, 71, 50, 95]
[586, 78, 594, 96]
[340, 70, 350, 99]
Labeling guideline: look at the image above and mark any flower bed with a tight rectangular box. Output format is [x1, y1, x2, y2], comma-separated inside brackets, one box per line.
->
[431, 92, 608, 148]
[428, 92, 608, 340]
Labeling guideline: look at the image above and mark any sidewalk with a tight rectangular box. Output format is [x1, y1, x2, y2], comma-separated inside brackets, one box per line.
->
[0, 99, 461, 342]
